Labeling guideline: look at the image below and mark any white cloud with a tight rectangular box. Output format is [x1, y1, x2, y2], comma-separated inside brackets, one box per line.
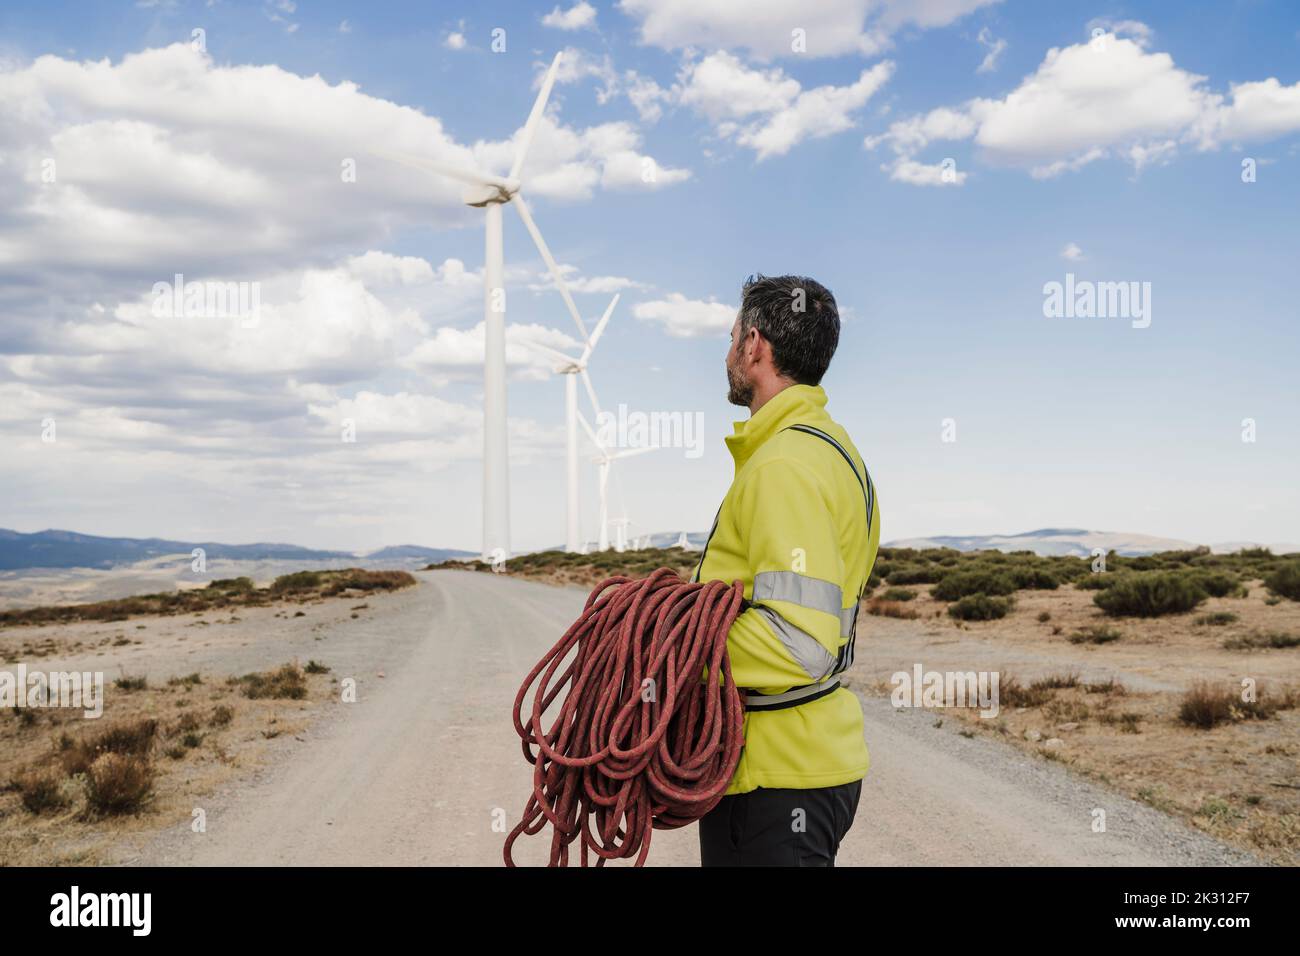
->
[625, 70, 671, 123]
[1060, 242, 1084, 261]
[474, 114, 691, 196]
[403, 322, 580, 382]
[862, 31, 1300, 183]
[679, 53, 801, 120]
[619, 0, 1000, 59]
[542, 2, 598, 31]
[1194, 78, 1300, 147]
[444, 32, 467, 50]
[633, 293, 735, 338]
[0, 43, 687, 292]
[679, 52, 893, 159]
[528, 264, 651, 295]
[1085, 18, 1153, 47]
[976, 26, 1006, 73]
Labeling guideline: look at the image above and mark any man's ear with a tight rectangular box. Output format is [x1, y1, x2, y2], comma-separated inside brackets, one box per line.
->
[746, 327, 767, 367]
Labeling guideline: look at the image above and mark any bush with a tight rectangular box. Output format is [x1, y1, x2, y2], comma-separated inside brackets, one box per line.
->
[60, 718, 158, 776]
[1068, 626, 1121, 645]
[113, 675, 148, 691]
[1036, 611, 1051, 622]
[16, 768, 69, 814]
[1178, 682, 1237, 729]
[1196, 612, 1238, 627]
[1264, 561, 1300, 601]
[271, 571, 324, 593]
[1009, 567, 1059, 590]
[998, 675, 1055, 708]
[1093, 571, 1206, 617]
[880, 587, 915, 602]
[933, 570, 1016, 601]
[947, 593, 1014, 620]
[886, 565, 945, 586]
[1194, 572, 1244, 598]
[1176, 682, 1297, 728]
[238, 663, 307, 700]
[1223, 631, 1300, 650]
[83, 753, 154, 814]
[1074, 574, 1114, 590]
[867, 599, 919, 620]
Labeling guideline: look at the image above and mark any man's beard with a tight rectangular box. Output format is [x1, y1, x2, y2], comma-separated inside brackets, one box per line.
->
[726, 359, 753, 407]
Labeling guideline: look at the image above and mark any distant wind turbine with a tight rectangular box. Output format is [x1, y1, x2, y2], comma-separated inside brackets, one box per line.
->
[576, 395, 657, 552]
[518, 295, 620, 552]
[373, 51, 590, 561]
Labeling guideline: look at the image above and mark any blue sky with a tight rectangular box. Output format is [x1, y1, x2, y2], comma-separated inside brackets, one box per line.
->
[1, 0, 1297, 553]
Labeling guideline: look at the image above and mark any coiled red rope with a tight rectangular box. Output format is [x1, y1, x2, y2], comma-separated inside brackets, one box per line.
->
[504, 568, 746, 867]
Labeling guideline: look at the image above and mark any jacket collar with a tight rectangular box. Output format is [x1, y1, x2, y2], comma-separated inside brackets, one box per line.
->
[725, 383, 828, 471]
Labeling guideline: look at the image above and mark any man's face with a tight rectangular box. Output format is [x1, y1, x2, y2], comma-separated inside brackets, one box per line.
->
[725, 316, 754, 408]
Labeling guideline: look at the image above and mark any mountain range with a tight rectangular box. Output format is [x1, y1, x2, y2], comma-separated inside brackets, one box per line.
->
[0, 529, 473, 572]
[884, 528, 1298, 557]
[0, 527, 1293, 573]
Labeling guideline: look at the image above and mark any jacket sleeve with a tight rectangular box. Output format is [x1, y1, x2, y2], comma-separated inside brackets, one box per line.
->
[724, 457, 846, 691]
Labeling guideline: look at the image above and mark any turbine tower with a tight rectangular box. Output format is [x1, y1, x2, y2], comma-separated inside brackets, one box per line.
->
[576, 402, 657, 552]
[518, 295, 619, 552]
[374, 52, 590, 561]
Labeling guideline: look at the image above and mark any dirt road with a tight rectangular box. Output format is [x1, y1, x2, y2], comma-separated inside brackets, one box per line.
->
[128, 570, 1259, 866]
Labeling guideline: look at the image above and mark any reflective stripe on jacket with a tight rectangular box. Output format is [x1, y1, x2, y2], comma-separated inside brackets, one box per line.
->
[695, 383, 880, 794]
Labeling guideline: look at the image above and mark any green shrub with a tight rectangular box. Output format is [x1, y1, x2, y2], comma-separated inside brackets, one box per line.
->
[880, 587, 915, 602]
[1223, 631, 1300, 650]
[1093, 571, 1206, 617]
[271, 571, 325, 593]
[1264, 561, 1300, 601]
[886, 565, 945, 586]
[1009, 567, 1059, 590]
[947, 593, 1014, 620]
[1194, 572, 1244, 598]
[1074, 574, 1115, 590]
[1195, 612, 1238, 627]
[933, 570, 1016, 601]
[1068, 626, 1121, 644]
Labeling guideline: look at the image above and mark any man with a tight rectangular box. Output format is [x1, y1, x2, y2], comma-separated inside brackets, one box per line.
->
[695, 274, 880, 867]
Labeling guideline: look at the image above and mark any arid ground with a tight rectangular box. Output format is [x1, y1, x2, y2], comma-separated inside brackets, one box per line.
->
[3, 552, 1293, 866]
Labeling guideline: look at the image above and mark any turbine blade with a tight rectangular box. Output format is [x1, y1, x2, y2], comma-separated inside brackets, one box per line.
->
[576, 409, 603, 449]
[515, 337, 576, 367]
[512, 192, 589, 340]
[580, 293, 619, 363]
[579, 368, 601, 416]
[612, 446, 658, 460]
[370, 149, 506, 190]
[511, 51, 563, 181]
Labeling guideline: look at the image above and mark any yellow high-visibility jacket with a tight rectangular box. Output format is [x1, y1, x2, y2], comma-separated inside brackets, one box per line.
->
[695, 383, 879, 794]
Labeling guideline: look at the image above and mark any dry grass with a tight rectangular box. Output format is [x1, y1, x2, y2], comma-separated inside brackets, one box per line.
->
[437, 547, 698, 590]
[0, 569, 416, 628]
[840, 545, 1300, 865]
[867, 598, 920, 620]
[0, 660, 332, 864]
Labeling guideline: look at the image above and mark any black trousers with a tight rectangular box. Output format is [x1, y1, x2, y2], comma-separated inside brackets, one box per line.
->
[698, 780, 862, 867]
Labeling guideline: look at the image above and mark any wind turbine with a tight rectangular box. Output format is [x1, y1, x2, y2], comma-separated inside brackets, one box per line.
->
[576, 401, 658, 553]
[373, 52, 591, 562]
[517, 295, 619, 553]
